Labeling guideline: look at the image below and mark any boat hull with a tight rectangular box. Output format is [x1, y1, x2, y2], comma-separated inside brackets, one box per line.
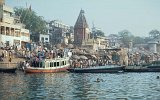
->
[0, 62, 18, 73]
[25, 66, 69, 73]
[0, 67, 17, 73]
[67, 65, 124, 73]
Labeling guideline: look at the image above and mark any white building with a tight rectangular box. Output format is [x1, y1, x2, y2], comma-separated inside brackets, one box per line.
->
[82, 36, 108, 51]
[108, 34, 121, 48]
[0, 1, 30, 49]
[39, 34, 49, 43]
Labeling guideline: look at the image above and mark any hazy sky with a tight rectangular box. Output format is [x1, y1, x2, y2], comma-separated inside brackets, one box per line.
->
[6, 0, 160, 37]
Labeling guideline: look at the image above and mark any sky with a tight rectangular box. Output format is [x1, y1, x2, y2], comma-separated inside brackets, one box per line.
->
[6, 0, 160, 37]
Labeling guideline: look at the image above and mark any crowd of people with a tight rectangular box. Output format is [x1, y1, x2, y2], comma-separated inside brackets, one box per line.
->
[1, 45, 160, 68]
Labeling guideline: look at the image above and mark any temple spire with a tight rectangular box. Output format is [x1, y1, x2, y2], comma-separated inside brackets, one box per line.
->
[74, 9, 90, 46]
[74, 9, 89, 29]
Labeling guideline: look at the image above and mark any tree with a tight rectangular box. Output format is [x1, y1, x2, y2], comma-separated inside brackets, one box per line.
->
[91, 30, 105, 38]
[118, 30, 133, 47]
[149, 30, 160, 39]
[14, 7, 47, 41]
[133, 36, 145, 45]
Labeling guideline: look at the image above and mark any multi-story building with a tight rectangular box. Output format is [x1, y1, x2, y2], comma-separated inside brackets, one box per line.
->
[49, 20, 73, 46]
[82, 36, 108, 51]
[74, 9, 90, 46]
[0, 0, 30, 49]
[39, 34, 49, 43]
[107, 34, 121, 48]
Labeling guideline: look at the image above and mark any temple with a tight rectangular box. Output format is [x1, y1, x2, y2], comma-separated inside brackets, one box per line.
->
[74, 9, 90, 46]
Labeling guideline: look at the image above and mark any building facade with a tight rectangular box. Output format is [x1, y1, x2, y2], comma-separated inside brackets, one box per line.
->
[48, 20, 73, 46]
[82, 36, 108, 51]
[107, 34, 121, 48]
[39, 34, 49, 43]
[74, 9, 90, 46]
[0, 1, 30, 49]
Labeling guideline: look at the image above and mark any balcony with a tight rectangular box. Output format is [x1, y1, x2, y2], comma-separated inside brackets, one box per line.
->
[2, 17, 14, 24]
[3, 5, 14, 13]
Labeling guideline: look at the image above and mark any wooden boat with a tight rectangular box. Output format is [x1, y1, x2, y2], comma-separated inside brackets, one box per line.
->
[0, 62, 17, 73]
[0, 49, 26, 73]
[67, 65, 124, 73]
[24, 57, 70, 73]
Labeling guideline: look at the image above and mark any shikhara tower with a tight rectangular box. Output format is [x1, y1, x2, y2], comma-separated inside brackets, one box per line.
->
[74, 9, 90, 46]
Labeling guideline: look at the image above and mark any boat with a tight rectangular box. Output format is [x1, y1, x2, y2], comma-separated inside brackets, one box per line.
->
[67, 65, 124, 73]
[146, 61, 160, 72]
[124, 61, 160, 72]
[0, 62, 17, 73]
[124, 65, 149, 72]
[0, 48, 29, 73]
[24, 57, 70, 73]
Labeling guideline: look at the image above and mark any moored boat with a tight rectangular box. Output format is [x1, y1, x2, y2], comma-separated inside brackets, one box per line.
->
[146, 61, 160, 72]
[67, 65, 124, 73]
[0, 62, 17, 73]
[24, 57, 70, 73]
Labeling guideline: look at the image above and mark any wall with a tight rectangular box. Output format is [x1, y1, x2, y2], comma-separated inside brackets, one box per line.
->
[39, 34, 49, 43]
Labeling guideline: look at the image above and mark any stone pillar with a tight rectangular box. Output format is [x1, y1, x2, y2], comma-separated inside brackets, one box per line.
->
[9, 27, 11, 36]
[13, 28, 15, 36]
[4, 26, 6, 35]
[148, 41, 157, 53]
[0, 26, 1, 34]
[129, 40, 133, 49]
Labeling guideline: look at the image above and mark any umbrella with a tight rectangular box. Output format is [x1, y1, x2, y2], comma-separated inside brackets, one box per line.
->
[72, 55, 80, 59]
[56, 44, 61, 49]
[68, 44, 74, 48]
[91, 55, 97, 58]
[80, 55, 88, 60]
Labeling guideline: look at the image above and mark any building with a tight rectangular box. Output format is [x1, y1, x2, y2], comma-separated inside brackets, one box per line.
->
[49, 20, 73, 46]
[82, 36, 108, 51]
[39, 34, 49, 43]
[74, 9, 90, 46]
[0, 0, 30, 49]
[107, 34, 121, 48]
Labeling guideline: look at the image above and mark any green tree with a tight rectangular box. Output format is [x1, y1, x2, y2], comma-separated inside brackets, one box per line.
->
[91, 30, 105, 38]
[118, 30, 133, 47]
[14, 7, 47, 41]
[133, 36, 145, 45]
[149, 29, 160, 39]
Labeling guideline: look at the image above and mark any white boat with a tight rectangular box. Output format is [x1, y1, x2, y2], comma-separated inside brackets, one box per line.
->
[24, 57, 70, 73]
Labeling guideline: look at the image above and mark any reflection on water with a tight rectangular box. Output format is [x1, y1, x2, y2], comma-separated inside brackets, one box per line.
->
[0, 72, 160, 100]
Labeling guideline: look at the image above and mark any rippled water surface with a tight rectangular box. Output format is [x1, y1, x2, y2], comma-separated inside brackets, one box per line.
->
[0, 71, 160, 100]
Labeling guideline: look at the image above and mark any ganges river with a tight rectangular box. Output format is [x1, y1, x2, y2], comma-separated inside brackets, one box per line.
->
[0, 71, 160, 100]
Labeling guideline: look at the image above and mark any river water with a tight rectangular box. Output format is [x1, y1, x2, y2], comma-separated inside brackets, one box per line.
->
[0, 71, 160, 100]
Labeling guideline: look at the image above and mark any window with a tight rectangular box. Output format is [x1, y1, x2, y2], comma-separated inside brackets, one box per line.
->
[62, 61, 64, 65]
[6, 41, 9, 46]
[54, 62, 56, 67]
[45, 38, 48, 40]
[41, 37, 44, 42]
[50, 62, 53, 67]
[57, 62, 59, 66]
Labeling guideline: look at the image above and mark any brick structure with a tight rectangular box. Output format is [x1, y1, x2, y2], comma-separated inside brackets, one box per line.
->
[74, 9, 90, 46]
